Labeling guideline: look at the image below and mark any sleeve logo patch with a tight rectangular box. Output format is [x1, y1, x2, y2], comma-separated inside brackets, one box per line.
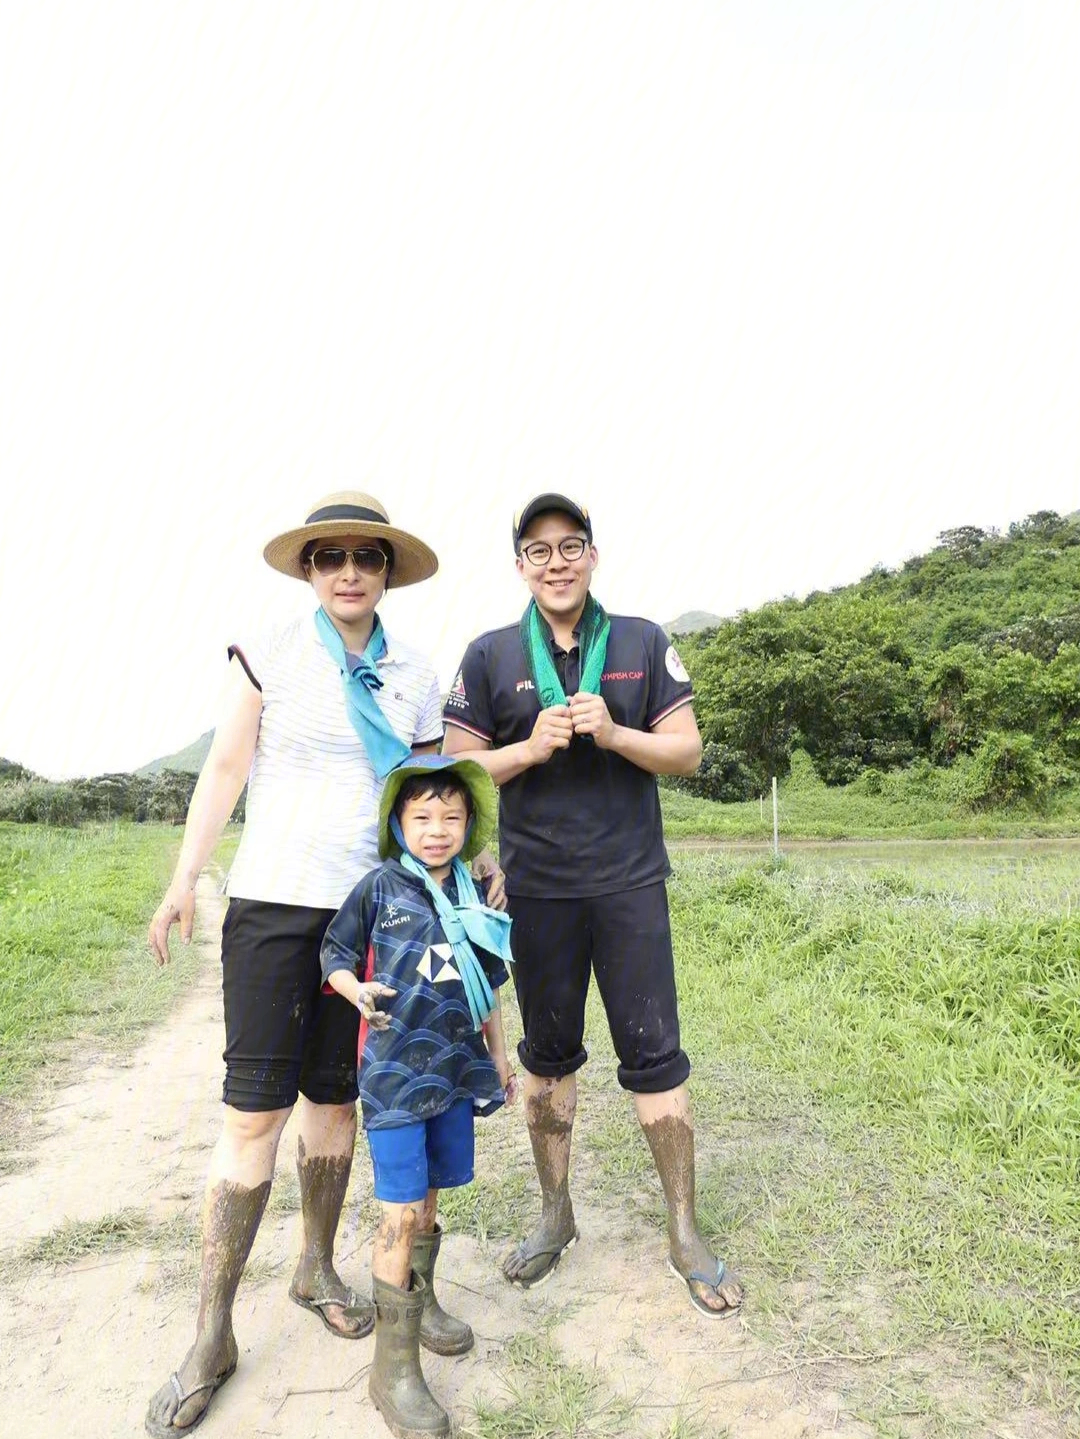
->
[665, 646, 689, 682]
[444, 669, 469, 710]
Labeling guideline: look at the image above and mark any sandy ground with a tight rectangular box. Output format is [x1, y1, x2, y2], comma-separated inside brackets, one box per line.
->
[0, 879, 1068, 1439]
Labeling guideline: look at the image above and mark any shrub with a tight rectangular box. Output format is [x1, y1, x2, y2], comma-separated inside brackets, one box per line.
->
[962, 731, 1047, 810]
[785, 747, 827, 791]
[665, 741, 760, 803]
[0, 758, 36, 785]
[0, 781, 83, 826]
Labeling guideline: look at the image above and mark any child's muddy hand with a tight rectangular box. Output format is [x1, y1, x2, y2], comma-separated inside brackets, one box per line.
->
[357, 983, 396, 1027]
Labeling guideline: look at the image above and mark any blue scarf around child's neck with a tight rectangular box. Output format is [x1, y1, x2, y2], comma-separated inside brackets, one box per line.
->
[314, 607, 412, 780]
[391, 818, 513, 1031]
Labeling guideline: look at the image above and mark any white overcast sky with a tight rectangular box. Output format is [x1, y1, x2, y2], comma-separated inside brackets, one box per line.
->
[1, 1, 1077, 780]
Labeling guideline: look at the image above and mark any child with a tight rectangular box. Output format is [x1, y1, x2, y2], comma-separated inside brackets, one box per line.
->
[321, 753, 516, 1439]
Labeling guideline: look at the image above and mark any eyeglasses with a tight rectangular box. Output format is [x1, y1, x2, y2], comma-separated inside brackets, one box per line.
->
[307, 546, 389, 577]
[519, 536, 589, 566]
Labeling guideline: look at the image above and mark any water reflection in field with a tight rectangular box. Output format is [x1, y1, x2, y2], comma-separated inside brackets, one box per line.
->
[671, 837, 1080, 912]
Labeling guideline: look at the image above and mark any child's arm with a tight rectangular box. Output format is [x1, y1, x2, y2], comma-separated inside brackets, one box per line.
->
[482, 995, 518, 1104]
[320, 877, 396, 1029]
[326, 967, 397, 1030]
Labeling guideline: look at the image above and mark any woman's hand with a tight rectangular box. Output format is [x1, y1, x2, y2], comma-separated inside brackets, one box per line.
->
[472, 850, 507, 911]
[147, 882, 197, 966]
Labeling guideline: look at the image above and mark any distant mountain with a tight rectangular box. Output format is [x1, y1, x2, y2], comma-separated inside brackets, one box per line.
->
[137, 731, 213, 777]
[664, 610, 723, 636]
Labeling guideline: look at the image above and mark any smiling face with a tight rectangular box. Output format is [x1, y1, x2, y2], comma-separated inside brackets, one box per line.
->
[397, 785, 470, 883]
[304, 532, 390, 643]
[515, 510, 598, 631]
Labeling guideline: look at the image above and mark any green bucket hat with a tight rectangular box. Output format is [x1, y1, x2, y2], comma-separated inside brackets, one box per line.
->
[378, 754, 498, 864]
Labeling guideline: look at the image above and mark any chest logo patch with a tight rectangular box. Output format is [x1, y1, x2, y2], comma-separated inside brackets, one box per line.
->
[515, 679, 536, 692]
[380, 903, 409, 930]
[665, 646, 689, 683]
[417, 943, 461, 985]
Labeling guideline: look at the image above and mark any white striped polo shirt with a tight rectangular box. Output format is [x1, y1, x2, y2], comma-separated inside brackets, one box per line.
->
[225, 612, 443, 909]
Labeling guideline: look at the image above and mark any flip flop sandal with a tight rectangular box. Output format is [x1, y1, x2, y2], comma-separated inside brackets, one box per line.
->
[144, 1360, 237, 1437]
[504, 1229, 579, 1289]
[288, 1284, 375, 1338]
[667, 1257, 742, 1320]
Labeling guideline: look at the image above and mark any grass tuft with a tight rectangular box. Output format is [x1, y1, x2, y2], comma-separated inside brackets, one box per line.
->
[464, 1331, 637, 1439]
[21, 1208, 154, 1264]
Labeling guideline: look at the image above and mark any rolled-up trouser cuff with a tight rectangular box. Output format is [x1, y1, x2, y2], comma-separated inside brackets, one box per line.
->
[616, 1048, 691, 1095]
[517, 1039, 589, 1081]
[224, 1060, 299, 1112]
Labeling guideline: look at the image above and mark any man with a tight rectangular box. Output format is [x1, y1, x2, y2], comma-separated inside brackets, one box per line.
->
[442, 494, 742, 1319]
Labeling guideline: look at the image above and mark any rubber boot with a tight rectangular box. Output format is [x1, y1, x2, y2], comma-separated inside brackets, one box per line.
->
[411, 1224, 474, 1355]
[369, 1273, 450, 1439]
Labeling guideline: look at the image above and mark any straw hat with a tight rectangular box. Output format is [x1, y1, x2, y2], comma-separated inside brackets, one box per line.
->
[378, 755, 498, 864]
[263, 491, 439, 588]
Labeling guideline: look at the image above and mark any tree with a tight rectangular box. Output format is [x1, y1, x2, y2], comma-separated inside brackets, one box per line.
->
[937, 526, 987, 561]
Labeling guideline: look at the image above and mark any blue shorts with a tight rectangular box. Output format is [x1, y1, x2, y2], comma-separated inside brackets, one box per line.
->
[366, 1099, 475, 1203]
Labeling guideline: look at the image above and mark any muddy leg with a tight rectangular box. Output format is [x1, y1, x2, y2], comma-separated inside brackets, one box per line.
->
[289, 1098, 369, 1336]
[372, 1198, 422, 1288]
[146, 1106, 285, 1433]
[636, 1085, 742, 1315]
[503, 1073, 579, 1285]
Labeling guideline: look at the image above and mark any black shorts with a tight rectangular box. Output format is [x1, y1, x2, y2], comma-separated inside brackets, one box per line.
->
[220, 898, 360, 1112]
[506, 882, 690, 1094]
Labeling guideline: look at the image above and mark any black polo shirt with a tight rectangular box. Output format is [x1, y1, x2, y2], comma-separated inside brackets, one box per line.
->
[443, 612, 694, 898]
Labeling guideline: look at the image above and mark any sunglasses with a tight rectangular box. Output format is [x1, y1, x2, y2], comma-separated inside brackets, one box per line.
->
[307, 546, 389, 577]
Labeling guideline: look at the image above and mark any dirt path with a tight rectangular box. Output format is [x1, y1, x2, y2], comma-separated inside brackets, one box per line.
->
[0, 881, 1067, 1438]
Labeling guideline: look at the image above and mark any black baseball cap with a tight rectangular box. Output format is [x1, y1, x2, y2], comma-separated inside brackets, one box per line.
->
[512, 493, 593, 552]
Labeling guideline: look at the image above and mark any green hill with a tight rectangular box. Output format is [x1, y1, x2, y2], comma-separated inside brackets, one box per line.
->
[674, 509, 1080, 802]
[137, 731, 214, 777]
[664, 610, 723, 636]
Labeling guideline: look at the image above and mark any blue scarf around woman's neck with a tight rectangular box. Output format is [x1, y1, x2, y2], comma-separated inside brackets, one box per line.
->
[314, 607, 412, 780]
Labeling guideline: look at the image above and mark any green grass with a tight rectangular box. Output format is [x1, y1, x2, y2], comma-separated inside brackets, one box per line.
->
[464, 1330, 639, 1439]
[661, 847, 1080, 1412]
[660, 779, 1080, 841]
[5, 816, 1079, 1426]
[0, 821, 240, 1101]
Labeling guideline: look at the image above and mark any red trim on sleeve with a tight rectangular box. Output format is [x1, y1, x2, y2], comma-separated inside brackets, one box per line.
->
[648, 694, 694, 728]
[443, 716, 495, 744]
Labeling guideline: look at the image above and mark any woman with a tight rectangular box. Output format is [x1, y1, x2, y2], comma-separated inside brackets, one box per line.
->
[145, 492, 486, 1438]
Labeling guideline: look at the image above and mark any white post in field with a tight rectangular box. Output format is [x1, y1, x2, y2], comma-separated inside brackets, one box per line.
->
[772, 775, 779, 858]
